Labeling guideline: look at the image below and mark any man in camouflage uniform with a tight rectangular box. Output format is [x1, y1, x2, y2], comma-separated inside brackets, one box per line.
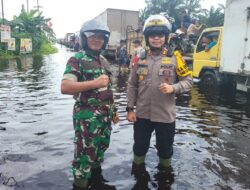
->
[61, 18, 119, 190]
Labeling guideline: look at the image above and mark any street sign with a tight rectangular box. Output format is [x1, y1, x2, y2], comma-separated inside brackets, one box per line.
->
[0, 24, 11, 42]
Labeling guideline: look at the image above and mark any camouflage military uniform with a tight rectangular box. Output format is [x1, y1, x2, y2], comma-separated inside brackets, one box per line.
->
[63, 51, 115, 181]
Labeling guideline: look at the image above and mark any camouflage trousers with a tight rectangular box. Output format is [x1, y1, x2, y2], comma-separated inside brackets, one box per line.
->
[72, 104, 112, 180]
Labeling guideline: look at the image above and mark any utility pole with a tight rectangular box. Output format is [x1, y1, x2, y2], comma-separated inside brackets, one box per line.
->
[1, 0, 4, 24]
[34, 0, 42, 11]
[26, 0, 29, 12]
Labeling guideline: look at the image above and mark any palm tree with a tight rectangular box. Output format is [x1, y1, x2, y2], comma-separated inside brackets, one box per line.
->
[180, 0, 203, 18]
[198, 6, 224, 27]
[140, 0, 184, 22]
[140, 0, 205, 30]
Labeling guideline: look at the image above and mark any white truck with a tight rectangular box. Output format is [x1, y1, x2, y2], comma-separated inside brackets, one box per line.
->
[220, 0, 250, 92]
[93, 8, 140, 58]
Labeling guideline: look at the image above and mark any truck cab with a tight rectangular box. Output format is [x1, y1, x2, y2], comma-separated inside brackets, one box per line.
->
[192, 0, 250, 94]
[192, 27, 223, 88]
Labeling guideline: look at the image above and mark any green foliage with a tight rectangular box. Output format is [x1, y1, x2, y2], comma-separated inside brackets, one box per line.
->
[0, 44, 17, 58]
[12, 5, 55, 38]
[140, 0, 184, 23]
[140, 0, 225, 28]
[198, 6, 225, 27]
[1, 4, 56, 57]
[38, 40, 58, 54]
[180, 0, 203, 17]
[0, 44, 8, 56]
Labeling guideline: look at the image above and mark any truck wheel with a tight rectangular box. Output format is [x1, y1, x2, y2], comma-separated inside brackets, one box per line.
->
[199, 71, 218, 91]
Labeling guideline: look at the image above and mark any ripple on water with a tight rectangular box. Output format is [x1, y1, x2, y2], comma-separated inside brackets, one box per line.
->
[0, 48, 250, 189]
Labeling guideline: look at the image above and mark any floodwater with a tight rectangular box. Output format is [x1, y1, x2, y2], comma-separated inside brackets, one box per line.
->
[0, 45, 250, 190]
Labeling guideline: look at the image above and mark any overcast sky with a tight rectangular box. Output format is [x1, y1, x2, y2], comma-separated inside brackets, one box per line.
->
[2, 0, 226, 38]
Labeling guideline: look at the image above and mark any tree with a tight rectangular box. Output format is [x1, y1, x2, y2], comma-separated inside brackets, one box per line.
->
[139, 0, 204, 28]
[198, 6, 224, 27]
[179, 0, 203, 18]
[140, 0, 184, 22]
[10, 5, 55, 52]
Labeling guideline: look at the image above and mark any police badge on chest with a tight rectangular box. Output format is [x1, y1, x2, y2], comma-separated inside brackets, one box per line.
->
[137, 65, 148, 81]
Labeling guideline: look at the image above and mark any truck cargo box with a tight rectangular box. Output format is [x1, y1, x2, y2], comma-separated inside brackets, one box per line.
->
[94, 8, 139, 54]
[220, 0, 250, 75]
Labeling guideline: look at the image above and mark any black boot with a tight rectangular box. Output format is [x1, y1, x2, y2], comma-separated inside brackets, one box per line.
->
[88, 167, 116, 190]
[154, 164, 175, 190]
[131, 162, 150, 190]
[72, 183, 88, 190]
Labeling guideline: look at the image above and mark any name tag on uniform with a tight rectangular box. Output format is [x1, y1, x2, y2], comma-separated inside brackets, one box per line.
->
[159, 68, 172, 77]
[161, 57, 172, 64]
[159, 64, 174, 77]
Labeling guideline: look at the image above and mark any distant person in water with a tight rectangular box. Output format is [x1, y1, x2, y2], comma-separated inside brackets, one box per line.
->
[116, 39, 130, 71]
[130, 39, 143, 68]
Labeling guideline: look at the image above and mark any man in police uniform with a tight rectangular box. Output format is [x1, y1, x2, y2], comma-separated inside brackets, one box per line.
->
[126, 14, 193, 185]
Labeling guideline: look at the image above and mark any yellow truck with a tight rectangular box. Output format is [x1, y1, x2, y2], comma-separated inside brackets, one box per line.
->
[192, 27, 223, 87]
[192, 0, 250, 94]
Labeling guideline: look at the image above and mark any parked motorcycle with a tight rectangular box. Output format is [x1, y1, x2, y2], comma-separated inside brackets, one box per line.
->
[168, 32, 197, 54]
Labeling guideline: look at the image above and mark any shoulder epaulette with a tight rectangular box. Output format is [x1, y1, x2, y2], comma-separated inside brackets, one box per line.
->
[162, 47, 168, 56]
[131, 48, 147, 67]
[173, 50, 192, 77]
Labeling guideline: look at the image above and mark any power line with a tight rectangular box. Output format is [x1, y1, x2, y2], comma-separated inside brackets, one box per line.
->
[34, 0, 42, 11]
[26, 0, 29, 12]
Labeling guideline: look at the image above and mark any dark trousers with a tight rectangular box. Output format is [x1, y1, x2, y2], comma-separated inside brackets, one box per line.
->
[133, 118, 175, 159]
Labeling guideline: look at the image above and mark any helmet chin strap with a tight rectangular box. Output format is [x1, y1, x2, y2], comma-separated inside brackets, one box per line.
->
[149, 46, 163, 52]
[85, 46, 101, 57]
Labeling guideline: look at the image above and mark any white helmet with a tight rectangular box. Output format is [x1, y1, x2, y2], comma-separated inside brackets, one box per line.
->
[143, 14, 172, 45]
[143, 14, 172, 36]
[80, 18, 110, 50]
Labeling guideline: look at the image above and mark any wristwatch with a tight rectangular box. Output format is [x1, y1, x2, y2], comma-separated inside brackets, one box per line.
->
[126, 107, 134, 112]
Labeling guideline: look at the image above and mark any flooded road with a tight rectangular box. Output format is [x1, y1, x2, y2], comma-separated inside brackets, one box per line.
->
[0, 45, 250, 190]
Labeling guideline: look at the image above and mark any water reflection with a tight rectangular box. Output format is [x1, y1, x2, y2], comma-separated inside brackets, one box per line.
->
[115, 71, 129, 92]
[153, 167, 175, 190]
[0, 56, 51, 128]
[175, 85, 250, 190]
[0, 47, 250, 190]
[0, 56, 44, 72]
